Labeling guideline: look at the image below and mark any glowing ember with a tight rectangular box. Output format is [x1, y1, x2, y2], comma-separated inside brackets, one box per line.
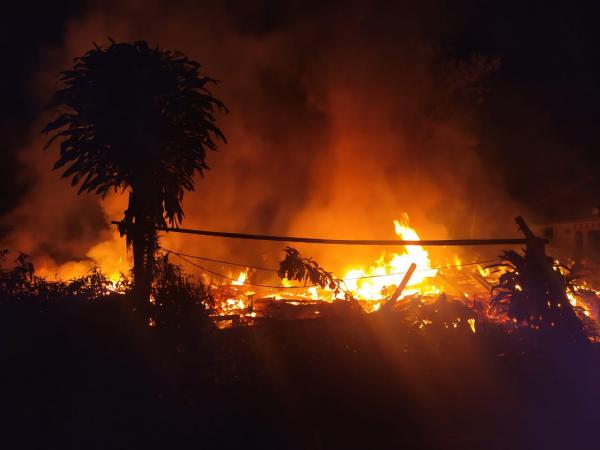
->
[467, 317, 476, 333]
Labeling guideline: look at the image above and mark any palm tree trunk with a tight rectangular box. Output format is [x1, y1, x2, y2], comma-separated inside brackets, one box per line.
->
[128, 183, 157, 310]
[132, 222, 150, 307]
[144, 227, 157, 301]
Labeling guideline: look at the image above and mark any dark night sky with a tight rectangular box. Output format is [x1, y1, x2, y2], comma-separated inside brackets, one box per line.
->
[2, 0, 600, 223]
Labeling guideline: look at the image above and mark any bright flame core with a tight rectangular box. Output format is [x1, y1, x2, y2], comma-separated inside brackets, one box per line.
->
[341, 214, 438, 300]
[231, 270, 248, 286]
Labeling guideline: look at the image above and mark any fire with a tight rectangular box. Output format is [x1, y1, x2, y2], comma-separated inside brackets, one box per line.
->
[341, 213, 437, 300]
[232, 269, 249, 286]
[108, 272, 122, 284]
[212, 269, 257, 319]
[106, 271, 124, 292]
[207, 213, 449, 320]
[467, 317, 476, 333]
[477, 264, 490, 277]
[567, 285, 595, 318]
[32, 229, 131, 283]
[308, 286, 319, 300]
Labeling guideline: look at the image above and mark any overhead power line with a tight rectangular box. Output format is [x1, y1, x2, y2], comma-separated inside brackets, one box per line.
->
[161, 250, 277, 272]
[162, 249, 305, 289]
[161, 247, 497, 288]
[111, 221, 536, 246]
[161, 246, 496, 279]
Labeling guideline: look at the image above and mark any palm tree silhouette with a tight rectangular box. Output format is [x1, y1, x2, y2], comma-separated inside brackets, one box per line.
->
[43, 40, 226, 302]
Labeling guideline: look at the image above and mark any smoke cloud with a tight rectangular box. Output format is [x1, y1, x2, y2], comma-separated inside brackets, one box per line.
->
[0, 0, 524, 280]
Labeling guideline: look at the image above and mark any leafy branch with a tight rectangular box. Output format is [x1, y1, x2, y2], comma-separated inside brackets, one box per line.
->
[277, 247, 353, 300]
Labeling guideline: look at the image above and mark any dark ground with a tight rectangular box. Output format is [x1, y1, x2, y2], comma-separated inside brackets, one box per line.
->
[1, 296, 599, 450]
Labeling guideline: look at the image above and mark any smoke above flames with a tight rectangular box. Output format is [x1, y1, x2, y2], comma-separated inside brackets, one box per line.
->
[0, 0, 525, 280]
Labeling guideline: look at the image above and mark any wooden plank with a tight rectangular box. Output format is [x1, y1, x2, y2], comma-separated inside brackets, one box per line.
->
[380, 263, 417, 312]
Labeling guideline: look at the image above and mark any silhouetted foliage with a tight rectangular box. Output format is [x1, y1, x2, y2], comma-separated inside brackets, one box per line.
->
[489, 249, 587, 341]
[0, 251, 128, 302]
[277, 247, 352, 299]
[42, 40, 227, 301]
[150, 254, 214, 328]
[0, 250, 212, 332]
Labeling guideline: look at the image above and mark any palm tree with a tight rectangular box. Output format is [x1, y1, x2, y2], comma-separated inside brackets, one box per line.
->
[43, 40, 226, 302]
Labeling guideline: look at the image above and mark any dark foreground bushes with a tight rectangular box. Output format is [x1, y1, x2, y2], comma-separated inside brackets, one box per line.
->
[1, 298, 600, 450]
[1, 251, 600, 449]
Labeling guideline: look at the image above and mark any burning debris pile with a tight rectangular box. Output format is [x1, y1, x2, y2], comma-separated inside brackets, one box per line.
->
[4, 212, 599, 342]
[201, 216, 600, 341]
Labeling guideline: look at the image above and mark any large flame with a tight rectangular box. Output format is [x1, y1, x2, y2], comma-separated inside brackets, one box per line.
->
[231, 269, 249, 286]
[341, 213, 438, 300]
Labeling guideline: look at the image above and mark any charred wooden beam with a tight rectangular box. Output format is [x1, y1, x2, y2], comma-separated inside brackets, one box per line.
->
[380, 263, 417, 312]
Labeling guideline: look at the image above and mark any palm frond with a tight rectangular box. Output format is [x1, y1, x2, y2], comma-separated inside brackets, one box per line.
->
[43, 40, 227, 227]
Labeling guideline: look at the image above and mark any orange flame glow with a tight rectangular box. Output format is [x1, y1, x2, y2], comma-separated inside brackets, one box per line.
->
[340, 213, 438, 300]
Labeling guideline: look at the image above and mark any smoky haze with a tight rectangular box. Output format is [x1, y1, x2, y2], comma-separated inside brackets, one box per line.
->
[1, 0, 526, 280]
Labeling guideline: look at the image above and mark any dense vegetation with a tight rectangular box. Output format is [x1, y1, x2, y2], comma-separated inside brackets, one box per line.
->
[1, 250, 599, 449]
